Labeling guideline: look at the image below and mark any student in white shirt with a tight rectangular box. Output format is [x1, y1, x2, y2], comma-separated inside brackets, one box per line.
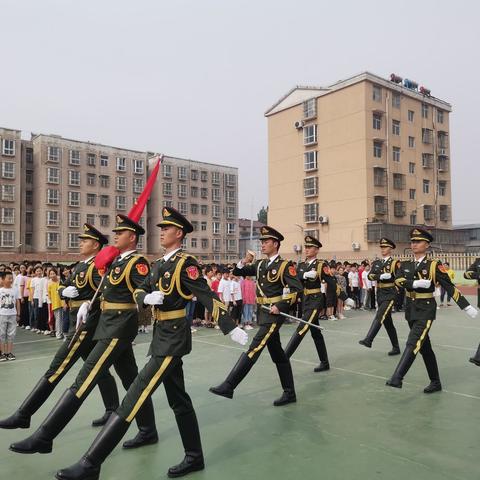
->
[230, 275, 243, 325]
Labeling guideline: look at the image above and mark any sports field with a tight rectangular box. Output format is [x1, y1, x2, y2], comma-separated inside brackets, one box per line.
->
[1, 299, 479, 480]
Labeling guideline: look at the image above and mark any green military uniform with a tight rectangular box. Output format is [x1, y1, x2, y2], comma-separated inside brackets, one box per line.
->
[284, 236, 330, 372]
[10, 216, 157, 455]
[386, 228, 471, 393]
[210, 225, 303, 406]
[464, 258, 480, 364]
[359, 238, 400, 355]
[55, 207, 237, 480]
[0, 224, 119, 430]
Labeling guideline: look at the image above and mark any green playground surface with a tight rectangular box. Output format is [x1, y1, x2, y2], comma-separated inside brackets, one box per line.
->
[1, 298, 480, 480]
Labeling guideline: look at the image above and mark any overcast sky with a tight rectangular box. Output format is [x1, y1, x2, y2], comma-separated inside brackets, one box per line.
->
[1, 0, 478, 224]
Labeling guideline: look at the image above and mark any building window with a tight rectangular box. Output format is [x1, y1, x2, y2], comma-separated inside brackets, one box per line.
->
[0, 231, 15, 247]
[304, 151, 318, 171]
[178, 184, 187, 198]
[304, 203, 318, 223]
[392, 92, 401, 108]
[200, 171, 208, 182]
[191, 169, 199, 181]
[227, 223, 236, 235]
[99, 215, 109, 227]
[392, 146, 401, 162]
[2, 139, 15, 156]
[227, 239, 237, 252]
[393, 201, 406, 217]
[373, 167, 386, 186]
[393, 173, 405, 189]
[304, 229, 319, 239]
[438, 156, 449, 172]
[423, 179, 430, 194]
[116, 157, 127, 172]
[191, 204, 199, 215]
[26, 169, 33, 184]
[177, 166, 187, 181]
[408, 136, 415, 148]
[213, 222, 220, 235]
[409, 162, 415, 174]
[408, 110, 414, 122]
[69, 150, 80, 166]
[87, 153, 96, 167]
[47, 189, 60, 205]
[372, 85, 382, 102]
[438, 181, 447, 196]
[86, 173, 96, 186]
[437, 109, 444, 124]
[201, 221, 207, 231]
[47, 167, 60, 184]
[212, 188, 220, 202]
[46, 232, 60, 249]
[213, 238, 221, 252]
[1, 184, 15, 201]
[303, 98, 317, 119]
[201, 205, 208, 215]
[200, 188, 208, 199]
[46, 210, 59, 226]
[68, 233, 79, 249]
[68, 191, 80, 207]
[133, 178, 143, 194]
[191, 186, 198, 197]
[201, 238, 208, 249]
[422, 128, 433, 144]
[100, 195, 109, 208]
[211, 171, 220, 185]
[303, 125, 317, 145]
[212, 204, 220, 218]
[422, 153, 433, 168]
[86, 193, 97, 206]
[116, 176, 127, 191]
[226, 206, 236, 219]
[226, 190, 235, 203]
[422, 103, 429, 119]
[48, 146, 61, 162]
[99, 175, 110, 188]
[392, 120, 400, 136]
[178, 202, 188, 215]
[163, 164, 172, 178]
[162, 182, 172, 196]
[424, 205, 434, 221]
[438, 132, 448, 149]
[26, 190, 33, 205]
[410, 213, 417, 225]
[303, 177, 318, 197]
[25, 147, 33, 163]
[374, 196, 387, 215]
[191, 238, 197, 248]
[372, 113, 382, 130]
[116, 196, 126, 210]
[86, 214, 95, 225]
[225, 174, 236, 187]
[373, 141, 382, 158]
[100, 155, 108, 167]
[133, 159, 144, 174]
[25, 212, 33, 226]
[69, 170, 81, 186]
[409, 189, 416, 200]
[163, 200, 173, 208]
[191, 221, 198, 231]
[1, 162, 15, 178]
[68, 212, 81, 227]
[439, 205, 449, 222]
[1, 208, 15, 224]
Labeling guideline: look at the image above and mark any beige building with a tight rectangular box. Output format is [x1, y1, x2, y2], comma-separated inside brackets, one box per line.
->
[266, 71, 454, 259]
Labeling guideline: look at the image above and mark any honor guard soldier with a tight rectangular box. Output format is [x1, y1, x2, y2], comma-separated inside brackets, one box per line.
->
[283, 235, 331, 372]
[10, 215, 157, 454]
[0, 224, 119, 430]
[359, 237, 401, 355]
[386, 228, 478, 393]
[210, 225, 303, 406]
[464, 257, 480, 365]
[55, 207, 246, 480]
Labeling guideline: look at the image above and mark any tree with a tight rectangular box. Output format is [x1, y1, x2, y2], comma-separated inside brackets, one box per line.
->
[257, 206, 268, 224]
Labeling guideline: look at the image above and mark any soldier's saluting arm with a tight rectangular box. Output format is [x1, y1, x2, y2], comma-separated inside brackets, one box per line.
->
[464, 258, 480, 280]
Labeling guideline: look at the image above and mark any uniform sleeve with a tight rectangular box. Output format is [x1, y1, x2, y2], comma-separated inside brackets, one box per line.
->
[128, 257, 150, 304]
[233, 261, 257, 278]
[367, 261, 381, 281]
[91, 266, 102, 289]
[436, 262, 470, 310]
[133, 262, 155, 306]
[181, 257, 236, 334]
[271, 261, 302, 312]
[394, 262, 415, 290]
[464, 259, 480, 280]
[58, 268, 74, 299]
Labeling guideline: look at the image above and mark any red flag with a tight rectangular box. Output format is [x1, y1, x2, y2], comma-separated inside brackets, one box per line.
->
[94, 155, 163, 272]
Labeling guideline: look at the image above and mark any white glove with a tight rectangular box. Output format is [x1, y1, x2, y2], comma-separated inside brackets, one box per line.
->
[62, 286, 79, 298]
[464, 305, 478, 319]
[412, 279, 431, 289]
[76, 301, 91, 328]
[143, 291, 165, 305]
[380, 273, 392, 280]
[303, 271, 317, 280]
[229, 327, 248, 346]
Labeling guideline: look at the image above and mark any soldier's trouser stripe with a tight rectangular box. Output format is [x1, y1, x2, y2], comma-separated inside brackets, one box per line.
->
[76, 338, 118, 398]
[248, 323, 277, 359]
[299, 309, 318, 336]
[48, 331, 87, 384]
[413, 320, 432, 355]
[125, 356, 173, 423]
[380, 300, 395, 325]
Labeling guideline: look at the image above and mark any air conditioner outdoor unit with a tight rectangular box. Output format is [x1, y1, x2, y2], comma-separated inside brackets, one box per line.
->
[294, 120, 304, 129]
[318, 215, 329, 224]
[293, 244, 302, 253]
[352, 242, 361, 251]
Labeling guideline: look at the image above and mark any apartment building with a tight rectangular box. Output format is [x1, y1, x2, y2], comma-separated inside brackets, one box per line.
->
[265, 71, 454, 258]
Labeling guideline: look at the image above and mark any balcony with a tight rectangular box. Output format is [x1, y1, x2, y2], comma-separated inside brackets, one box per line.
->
[373, 167, 387, 187]
[374, 196, 387, 215]
[422, 153, 433, 169]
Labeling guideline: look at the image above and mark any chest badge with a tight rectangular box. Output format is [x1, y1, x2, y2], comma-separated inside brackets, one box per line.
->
[271, 269, 277, 275]
[114, 267, 121, 274]
[136, 263, 148, 276]
[164, 271, 171, 279]
[79, 271, 85, 278]
[422, 269, 428, 275]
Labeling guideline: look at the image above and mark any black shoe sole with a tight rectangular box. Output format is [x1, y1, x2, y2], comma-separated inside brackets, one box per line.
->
[314, 366, 330, 372]
[0, 422, 29, 430]
[469, 358, 480, 366]
[209, 388, 233, 399]
[55, 472, 99, 480]
[388, 350, 401, 356]
[385, 381, 402, 389]
[358, 341, 372, 348]
[122, 437, 159, 449]
[273, 398, 297, 407]
[167, 463, 205, 478]
[9, 444, 52, 454]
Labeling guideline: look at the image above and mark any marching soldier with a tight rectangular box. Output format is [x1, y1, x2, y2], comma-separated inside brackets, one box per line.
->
[10, 215, 157, 454]
[0, 224, 119, 430]
[54, 207, 247, 480]
[210, 225, 303, 406]
[386, 228, 478, 393]
[283, 236, 330, 372]
[359, 237, 401, 356]
[464, 258, 480, 365]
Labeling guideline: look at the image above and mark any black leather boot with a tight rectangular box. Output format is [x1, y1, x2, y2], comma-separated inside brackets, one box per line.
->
[209, 353, 253, 399]
[386, 325, 401, 356]
[167, 411, 204, 478]
[422, 350, 442, 394]
[94, 370, 119, 427]
[469, 344, 480, 366]
[91, 411, 113, 427]
[0, 377, 54, 429]
[388, 346, 401, 356]
[122, 425, 158, 449]
[359, 319, 381, 348]
[283, 332, 303, 359]
[273, 362, 296, 406]
[312, 333, 329, 371]
[55, 413, 130, 480]
[386, 348, 416, 389]
[10, 388, 82, 454]
[314, 362, 330, 372]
